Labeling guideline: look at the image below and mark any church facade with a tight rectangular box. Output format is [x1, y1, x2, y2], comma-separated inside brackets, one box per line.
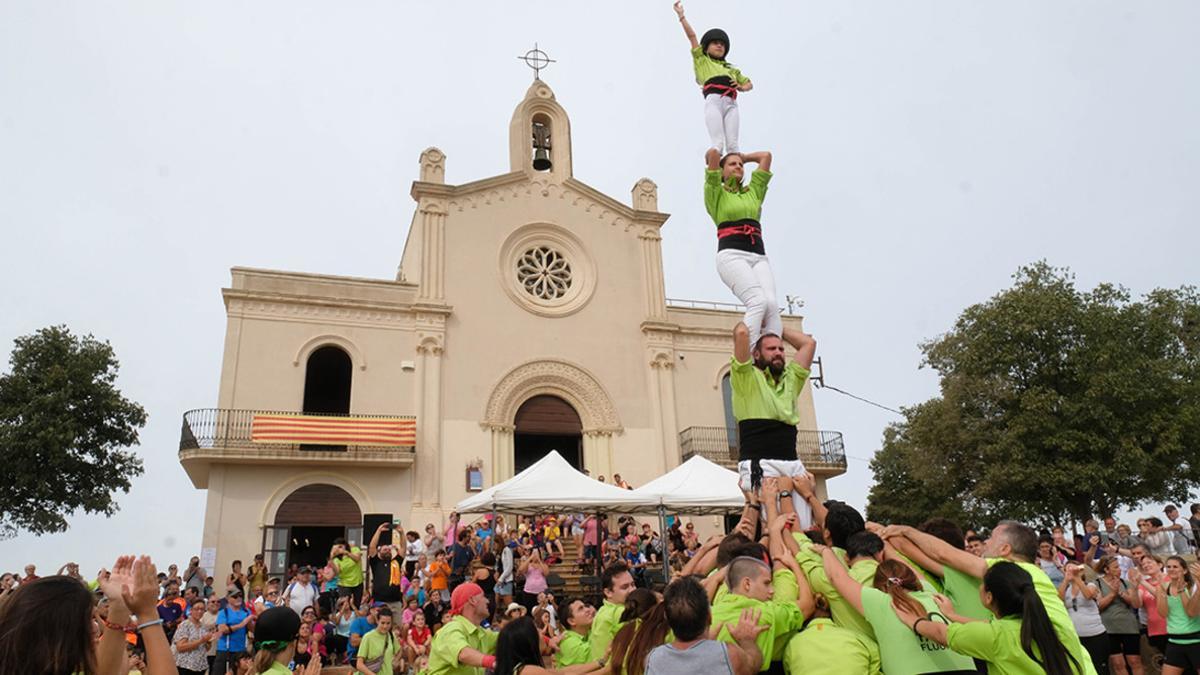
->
[179, 81, 846, 576]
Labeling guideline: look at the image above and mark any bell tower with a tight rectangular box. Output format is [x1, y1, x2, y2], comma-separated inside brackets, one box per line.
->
[509, 80, 573, 180]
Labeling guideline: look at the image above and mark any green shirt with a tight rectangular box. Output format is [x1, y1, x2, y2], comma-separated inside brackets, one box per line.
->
[705, 169, 772, 228]
[860, 587, 976, 675]
[589, 600, 624, 661]
[783, 618, 881, 675]
[555, 630, 591, 667]
[941, 566, 993, 621]
[335, 546, 364, 588]
[1167, 588, 1200, 644]
[712, 569, 805, 670]
[422, 615, 497, 675]
[265, 662, 291, 675]
[730, 358, 808, 426]
[793, 532, 877, 638]
[691, 46, 749, 86]
[985, 559, 1097, 675]
[357, 628, 396, 675]
[947, 617, 1059, 675]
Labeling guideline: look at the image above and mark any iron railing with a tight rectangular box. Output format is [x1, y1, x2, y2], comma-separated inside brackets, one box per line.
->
[679, 426, 846, 471]
[179, 408, 417, 453]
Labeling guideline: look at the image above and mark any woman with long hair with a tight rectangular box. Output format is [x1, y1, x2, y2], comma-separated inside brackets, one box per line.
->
[1153, 556, 1200, 675]
[475, 550, 498, 620]
[1093, 555, 1143, 674]
[496, 533, 516, 610]
[608, 588, 668, 675]
[814, 547, 976, 674]
[492, 615, 606, 675]
[894, 561, 1083, 675]
[0, 555, 171, 675]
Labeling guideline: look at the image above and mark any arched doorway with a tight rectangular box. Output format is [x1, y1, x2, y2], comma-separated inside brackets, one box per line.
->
[514, 395, 582, 472]
[264, 483, 363, 574]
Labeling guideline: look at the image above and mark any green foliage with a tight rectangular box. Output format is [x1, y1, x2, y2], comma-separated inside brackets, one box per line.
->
[0, 325, 147, 536]
[866, 262, 1200, 528]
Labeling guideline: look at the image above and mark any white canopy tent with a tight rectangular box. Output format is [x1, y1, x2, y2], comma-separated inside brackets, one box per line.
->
[629, 455, 745, 515]
[454, 450, 648, 515]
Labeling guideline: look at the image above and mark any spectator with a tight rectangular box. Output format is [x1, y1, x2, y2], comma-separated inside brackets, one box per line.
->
[330, 537, 365, 606]
[404, 610, 432, 671]
[356, 606, 397, 675]
[645, 576, 764, 675]
[496, 534, 516, 609]
[1134, 554, 1168, 660]
[1058, 563, 1108, 673]
[214, 588, 253, 675]
[519, 548, 550, 612]
[20, 564, 38, 585]
[227, 560, 246, 595]
[427, 550, 452, 603]
[201, 596, 221, 671]
[544, 516, 566, 560]
[423, 582, 497, 673]
[173, 599, 213, 675]
[448, 529, 475, 590]
[368, 523, 408, 615]
[444, 511, 464, 547]
[1036, 536, 1067, 586]
[1142, 518, 1175, 559]
[250, 606, 320, 675]
[282, 566, 320, 616]
[246, 554, 268, 598]
[1190, 504, 1200, 552]
[613, 473, 632, 490]
[424, 523, 445, 557]
[404, 530, 427, 579]
[1164, 505, 1195, 555]
[1093, 555, 1143, 675]
[1112, 524, 1140, 552]
[156, 580, 185, 639]
[330, 596, 356, 664]
[582, 515, 600, 565]
[182, 556, 206, 595]
[292, 621, 321, 668]
[348, 602, 381, 664]
[473, 551, 497, 619]
[1153, 557, 1200, 675]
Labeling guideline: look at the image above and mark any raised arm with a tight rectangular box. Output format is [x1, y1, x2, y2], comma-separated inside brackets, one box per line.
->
[733, 322, 752, 365]
[881, 529, 945, 577]
[882, 525, 987, 580]
[741, 151, 772, 173]
[779, 327, 814, 370]
[791, 473, 826, 534]
[813, 545, 865, 615]
[368, 522, 388, 558]
[673, 2, 700, 50]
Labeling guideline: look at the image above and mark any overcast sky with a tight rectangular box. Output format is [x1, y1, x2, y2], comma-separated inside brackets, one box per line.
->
[2, 1, 1197, 576]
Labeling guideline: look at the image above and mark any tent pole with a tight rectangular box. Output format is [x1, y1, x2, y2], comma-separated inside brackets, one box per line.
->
[658, 505, 670, 582]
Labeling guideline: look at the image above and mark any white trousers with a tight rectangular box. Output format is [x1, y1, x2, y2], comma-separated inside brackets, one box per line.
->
[704, 93, 740, 154]
[737, 459, 814, 530]
[716, 248, 782, 348]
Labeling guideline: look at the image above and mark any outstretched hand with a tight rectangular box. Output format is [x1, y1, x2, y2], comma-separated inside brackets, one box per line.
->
[123, 556, 162, 620]
[673, 1, 685, 17]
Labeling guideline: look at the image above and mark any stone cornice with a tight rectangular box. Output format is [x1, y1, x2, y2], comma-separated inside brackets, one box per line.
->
[224, 289, 425, 329]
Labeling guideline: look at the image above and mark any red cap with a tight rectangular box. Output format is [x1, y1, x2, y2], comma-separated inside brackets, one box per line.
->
[449, 582, 483, 616]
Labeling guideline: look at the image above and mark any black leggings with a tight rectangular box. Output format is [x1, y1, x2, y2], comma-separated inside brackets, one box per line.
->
[178, 669, 206, 675]
[1079, 633, 1112, 675]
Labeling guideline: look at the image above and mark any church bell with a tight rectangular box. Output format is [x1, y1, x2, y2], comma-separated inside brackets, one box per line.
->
[532, 121, 552, 171]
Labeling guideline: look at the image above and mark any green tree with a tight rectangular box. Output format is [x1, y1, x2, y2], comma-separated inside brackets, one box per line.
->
[0, 326, 147, 536]
[866, 262, 1200, 528]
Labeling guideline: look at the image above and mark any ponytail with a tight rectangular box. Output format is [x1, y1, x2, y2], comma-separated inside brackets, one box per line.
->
[984, 562, 1080, 675]
[614, 603, 670, 675]
[872, 559, 924, 618]
[253, 646, 283, 674]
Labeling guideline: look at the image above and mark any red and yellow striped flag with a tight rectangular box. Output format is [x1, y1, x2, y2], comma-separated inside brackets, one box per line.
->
[250, 414, 415, 446]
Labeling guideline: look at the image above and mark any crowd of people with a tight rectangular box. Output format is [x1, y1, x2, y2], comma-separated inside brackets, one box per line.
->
[3, 487, 1199, 675]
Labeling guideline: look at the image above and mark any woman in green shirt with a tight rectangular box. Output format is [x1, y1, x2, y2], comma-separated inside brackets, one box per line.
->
[893, 561, 1083, 675]
[1153, 556, 1200, 675]
[813, 546, 976, 675]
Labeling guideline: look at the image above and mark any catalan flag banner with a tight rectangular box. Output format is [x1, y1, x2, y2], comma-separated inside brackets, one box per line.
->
[250, 414, 416, 446]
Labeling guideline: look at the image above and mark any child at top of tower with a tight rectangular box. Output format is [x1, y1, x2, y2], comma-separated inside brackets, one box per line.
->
[674, 1, 753, 154]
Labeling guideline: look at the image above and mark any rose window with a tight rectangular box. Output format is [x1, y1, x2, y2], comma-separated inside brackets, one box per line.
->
[516, 246, 573, 300]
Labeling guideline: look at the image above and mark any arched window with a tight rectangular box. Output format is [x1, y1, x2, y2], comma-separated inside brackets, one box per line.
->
[302, 346, 352, 414]
[721, 373, 738, 453]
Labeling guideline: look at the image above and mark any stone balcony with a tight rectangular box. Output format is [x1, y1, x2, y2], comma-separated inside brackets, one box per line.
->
[178, 408, 415, 488]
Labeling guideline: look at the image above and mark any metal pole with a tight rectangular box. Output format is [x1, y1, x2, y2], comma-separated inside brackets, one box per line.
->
[658, 505, 670, 582]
